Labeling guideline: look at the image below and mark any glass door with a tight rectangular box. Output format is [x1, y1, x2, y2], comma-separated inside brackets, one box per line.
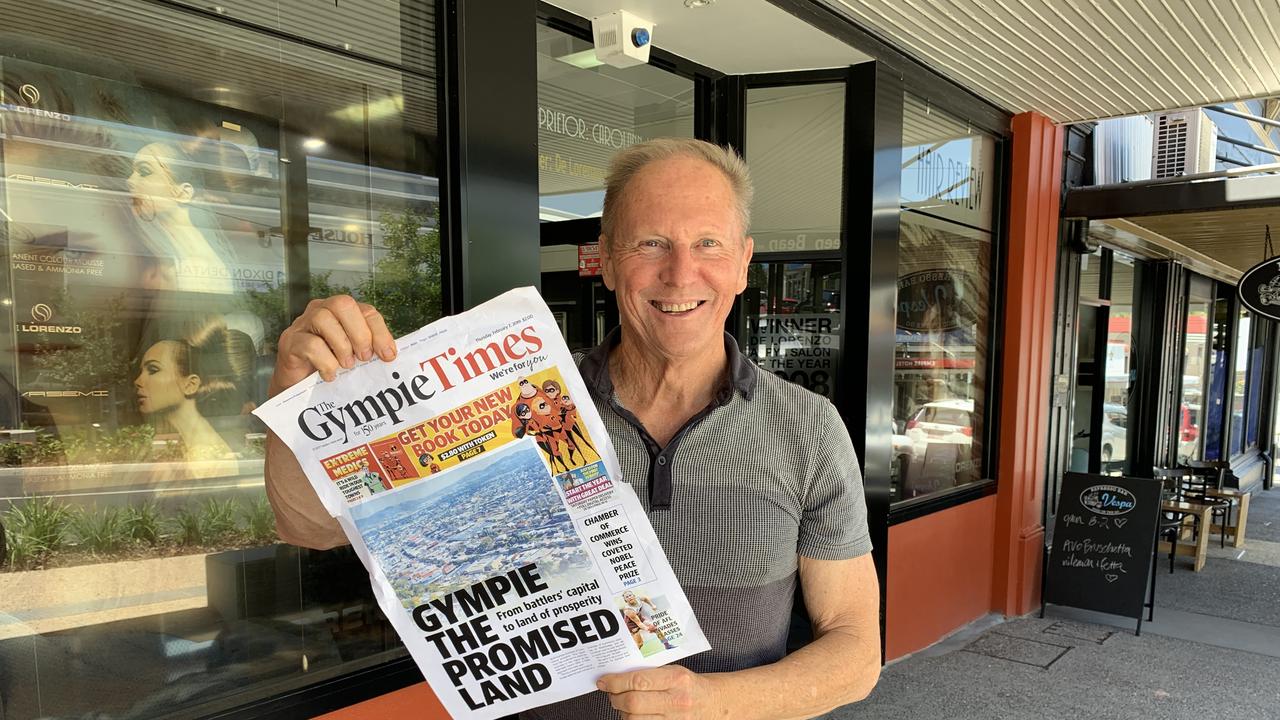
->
[1177, 275, 1213, 462]
[1068, 247, 1139, 475]
[743, 261, 841, 399]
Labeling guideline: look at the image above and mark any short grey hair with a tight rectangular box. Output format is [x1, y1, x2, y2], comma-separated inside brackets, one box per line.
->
[600, 138, 753, 244]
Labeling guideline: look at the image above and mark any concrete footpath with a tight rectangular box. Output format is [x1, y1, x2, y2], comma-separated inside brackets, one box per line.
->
[833, 486, 1280, 720]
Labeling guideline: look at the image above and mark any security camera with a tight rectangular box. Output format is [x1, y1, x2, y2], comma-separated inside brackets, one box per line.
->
[591, 10, 655, 68]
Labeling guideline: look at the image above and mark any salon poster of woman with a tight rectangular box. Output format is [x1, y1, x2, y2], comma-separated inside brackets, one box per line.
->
[3, 57, 280, 426]
[319, 368, 603, 498]
[1, 55, 414, 443]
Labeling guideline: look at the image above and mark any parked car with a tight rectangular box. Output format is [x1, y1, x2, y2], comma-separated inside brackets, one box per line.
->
[905, 399, 974, 447]
[1101, 403, 1127, 464]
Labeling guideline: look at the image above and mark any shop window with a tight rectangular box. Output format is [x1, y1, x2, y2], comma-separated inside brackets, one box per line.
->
[892, 96, 995, 504]
[743, 262, 841, 400]
[0, 0, 438, 717]
[535, 24, 694, 222]
[1204, 293, 1233, 460]
[1244, 320, 1269, 450]
[746, 83, 845, 254]
[1103, 256, 1134, 471]
[1228, 310, 1269, 457]
[1229, 308, 1251, 456]
[1177, 279, 1213, 463]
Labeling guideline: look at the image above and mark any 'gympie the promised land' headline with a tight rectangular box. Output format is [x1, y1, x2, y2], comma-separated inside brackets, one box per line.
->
[254, 287, 709, 719]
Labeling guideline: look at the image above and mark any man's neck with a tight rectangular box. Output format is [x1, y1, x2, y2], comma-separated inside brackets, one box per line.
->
[609, 329, 727, 418]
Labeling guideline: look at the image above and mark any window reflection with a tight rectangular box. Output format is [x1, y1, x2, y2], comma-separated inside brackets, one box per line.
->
[892, 214, 990, 500]
[892, 95, 994, 503]
[535, 24, 694, 221]
[746, 83, 844, 253]
[0, 0, 438, 716]
[1177, 287, 1211, 463]
[1230, 308, 1251, 456]
[1101, 255, 1134, 472]
[744, 262, 841, 399]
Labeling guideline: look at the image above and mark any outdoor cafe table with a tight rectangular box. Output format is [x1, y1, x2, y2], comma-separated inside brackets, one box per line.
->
[1206, 487, 1250, 548]
[1159, 499, 1214, 572]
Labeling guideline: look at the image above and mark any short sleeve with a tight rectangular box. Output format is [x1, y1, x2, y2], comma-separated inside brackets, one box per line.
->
[796, 399, 873, 560]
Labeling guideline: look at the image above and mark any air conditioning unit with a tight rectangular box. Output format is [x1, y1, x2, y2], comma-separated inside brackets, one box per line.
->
[1151, 109, 1217, 179]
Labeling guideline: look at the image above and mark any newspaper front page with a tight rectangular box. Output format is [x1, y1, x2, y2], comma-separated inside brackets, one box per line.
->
[253, 287, 709, 718]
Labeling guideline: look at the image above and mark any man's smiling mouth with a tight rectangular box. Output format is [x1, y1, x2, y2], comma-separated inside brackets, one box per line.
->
[651, 300, 706, 314]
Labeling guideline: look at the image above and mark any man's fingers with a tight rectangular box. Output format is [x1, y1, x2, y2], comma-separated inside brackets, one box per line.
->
[297, 333, 342, 382]
[306, 308, 356, 369]
[323, 295, 375, 362]
[617, 712, 662, 720]
[598, 666, 680, 694]
[360, 303, 397, 361]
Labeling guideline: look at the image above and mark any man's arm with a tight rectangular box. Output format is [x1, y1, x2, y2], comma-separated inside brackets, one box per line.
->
[599, 553, 880, 720]
[263, 295, 397, 550]
[265, 431, 347, 549]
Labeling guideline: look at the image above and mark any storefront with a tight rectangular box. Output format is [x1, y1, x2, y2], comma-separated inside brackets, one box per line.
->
[0, 1, 1069, 717]
[1049, 138, 1280, 511]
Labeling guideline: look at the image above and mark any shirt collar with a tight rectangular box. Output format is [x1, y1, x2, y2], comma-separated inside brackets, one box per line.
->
[579, 327, 757, 406]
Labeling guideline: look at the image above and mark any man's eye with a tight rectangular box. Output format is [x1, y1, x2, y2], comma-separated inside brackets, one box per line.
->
[700, 238, 720, 247]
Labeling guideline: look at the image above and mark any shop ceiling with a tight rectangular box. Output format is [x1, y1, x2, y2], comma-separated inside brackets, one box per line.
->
[546, 0, 869, 73]
[820, 0, 1280, 124]
[1066, 173, 1280, 283]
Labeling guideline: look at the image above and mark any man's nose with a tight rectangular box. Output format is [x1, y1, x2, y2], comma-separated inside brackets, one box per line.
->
[659, 244, 697, 287]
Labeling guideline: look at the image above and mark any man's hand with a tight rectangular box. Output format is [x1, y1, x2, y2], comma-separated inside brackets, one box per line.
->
[597, 666, 720, 720]
[271, 295, 396, 393]
[265, 294, 395, 550]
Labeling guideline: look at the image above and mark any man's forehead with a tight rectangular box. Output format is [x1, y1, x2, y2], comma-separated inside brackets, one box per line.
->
[614, 157, 743, 237]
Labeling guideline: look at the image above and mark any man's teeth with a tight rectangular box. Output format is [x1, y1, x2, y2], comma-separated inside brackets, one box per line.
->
[656, 301, 701, 313]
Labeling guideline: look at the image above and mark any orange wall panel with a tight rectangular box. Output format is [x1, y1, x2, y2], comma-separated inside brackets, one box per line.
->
[993, 111, 1062, 617]
[313, 683, 450, 720]
[885, 496, 996, 660]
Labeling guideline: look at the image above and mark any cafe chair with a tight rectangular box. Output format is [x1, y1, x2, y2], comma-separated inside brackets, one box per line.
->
[1181, 459, 1234, 548]
[1152, 467, 1190, 574]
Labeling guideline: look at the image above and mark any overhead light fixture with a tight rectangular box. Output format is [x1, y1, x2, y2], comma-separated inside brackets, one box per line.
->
[331, 95, 403, 122]
[684, 0, 714, 7]
[555, 48, 605, 69]
[302, 137, 326, 150]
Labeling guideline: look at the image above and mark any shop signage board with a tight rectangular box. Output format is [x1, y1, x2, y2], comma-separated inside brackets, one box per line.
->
[578, 242, 601, 277]
[1043, 472, 1162, 635]
[896, 269, 972, 333]
[1236, 256, 1280, 322]
[749, 313, 840, 399]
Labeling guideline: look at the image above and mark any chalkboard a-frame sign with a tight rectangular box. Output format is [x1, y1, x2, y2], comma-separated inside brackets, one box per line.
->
[1043, 473, 1163, 635]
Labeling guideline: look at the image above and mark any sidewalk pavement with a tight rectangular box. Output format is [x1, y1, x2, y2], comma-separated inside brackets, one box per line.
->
[833, 486, 1280, 720]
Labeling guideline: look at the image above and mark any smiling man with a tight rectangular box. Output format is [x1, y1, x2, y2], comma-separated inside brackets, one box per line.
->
[263, 138, 880, 720]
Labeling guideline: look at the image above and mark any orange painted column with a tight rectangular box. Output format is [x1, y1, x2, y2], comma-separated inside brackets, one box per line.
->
[992, 111, 1063, 617]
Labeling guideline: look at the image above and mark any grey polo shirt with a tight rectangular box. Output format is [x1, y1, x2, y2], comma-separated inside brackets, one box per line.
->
[524, 329, 872, 720]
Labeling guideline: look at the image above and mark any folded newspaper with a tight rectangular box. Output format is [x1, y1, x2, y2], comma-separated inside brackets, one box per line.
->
[253, 287, 709, 718]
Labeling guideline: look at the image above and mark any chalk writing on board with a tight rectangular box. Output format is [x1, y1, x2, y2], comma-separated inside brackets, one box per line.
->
[1060, 539, 1133, 557]
[1046, 473, 1162, 624]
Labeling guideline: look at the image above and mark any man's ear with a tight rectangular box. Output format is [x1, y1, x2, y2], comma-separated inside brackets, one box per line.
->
[599, 234, 616, 291]
[737, 235, 755, 292]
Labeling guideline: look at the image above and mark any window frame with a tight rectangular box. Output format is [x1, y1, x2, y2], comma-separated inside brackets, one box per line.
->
[888, 100, 1008, 523]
